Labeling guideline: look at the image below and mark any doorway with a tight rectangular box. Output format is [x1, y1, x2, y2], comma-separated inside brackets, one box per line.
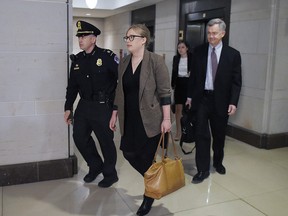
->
[131, 5, 155, 52]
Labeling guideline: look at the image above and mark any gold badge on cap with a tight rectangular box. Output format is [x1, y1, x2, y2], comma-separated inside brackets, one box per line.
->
[77, 21, 82, 30]
[96, 58, 102, 66]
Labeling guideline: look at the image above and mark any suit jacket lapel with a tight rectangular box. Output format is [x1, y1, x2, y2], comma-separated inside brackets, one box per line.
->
[217, 45, 227, 75]
[201, 44, 209, 80]
[139, 50, 150, 101]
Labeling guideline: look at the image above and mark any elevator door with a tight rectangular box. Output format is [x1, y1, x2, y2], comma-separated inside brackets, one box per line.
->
[186, 22, 206, 50]
[185, 9, 226, 50]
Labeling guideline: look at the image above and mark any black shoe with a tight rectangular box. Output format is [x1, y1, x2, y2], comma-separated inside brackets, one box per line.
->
[136, 195, 154, 216]
[214, 164, 226, 175]
[98, 176, 119, 188]
[192, 171, 210, 184]
[83, 168, 102, 183]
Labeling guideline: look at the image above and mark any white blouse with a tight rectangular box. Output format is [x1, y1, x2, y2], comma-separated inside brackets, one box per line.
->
[178, 57, 189, 77]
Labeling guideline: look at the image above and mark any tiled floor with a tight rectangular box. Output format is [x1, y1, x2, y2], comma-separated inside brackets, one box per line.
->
[1, 126, 288, 216]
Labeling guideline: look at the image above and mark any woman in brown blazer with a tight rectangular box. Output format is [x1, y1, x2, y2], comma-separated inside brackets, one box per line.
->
[109, 24, 171, 216]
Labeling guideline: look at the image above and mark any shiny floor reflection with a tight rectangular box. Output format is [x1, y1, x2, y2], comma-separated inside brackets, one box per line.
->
[1, 129, 288, 216]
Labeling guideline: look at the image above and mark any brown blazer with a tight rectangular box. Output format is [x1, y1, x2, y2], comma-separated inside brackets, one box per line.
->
[114, 50, 171, 137]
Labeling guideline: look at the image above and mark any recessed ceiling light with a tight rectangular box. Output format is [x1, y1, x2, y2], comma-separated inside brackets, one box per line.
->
[85, 0, 98, 9]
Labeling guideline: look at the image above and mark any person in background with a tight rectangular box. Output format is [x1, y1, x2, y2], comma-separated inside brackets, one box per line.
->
[186, 18, 242, 184]
[64, 20, 119, 188]
[109, 24, 171, 216]
[171, 41, 193, 140]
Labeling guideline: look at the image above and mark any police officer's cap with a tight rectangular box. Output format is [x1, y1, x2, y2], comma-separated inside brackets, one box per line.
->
[76, 20, 101, 37]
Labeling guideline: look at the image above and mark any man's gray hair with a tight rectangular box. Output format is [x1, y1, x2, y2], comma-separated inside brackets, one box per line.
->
[207, 18, 226, 31]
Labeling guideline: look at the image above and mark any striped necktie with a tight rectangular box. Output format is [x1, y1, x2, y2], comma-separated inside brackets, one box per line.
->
[211, 47, 218, 83]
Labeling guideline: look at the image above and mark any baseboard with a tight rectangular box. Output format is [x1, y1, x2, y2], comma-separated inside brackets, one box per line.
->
[0, 155, 78, 187]
[226, 124, 288, 149]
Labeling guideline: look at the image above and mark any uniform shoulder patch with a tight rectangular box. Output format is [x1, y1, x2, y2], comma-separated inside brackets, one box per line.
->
[103, 49, 119, 64]
[114, 55, 119, 64]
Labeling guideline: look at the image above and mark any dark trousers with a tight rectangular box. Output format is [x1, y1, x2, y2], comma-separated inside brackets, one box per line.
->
[73, 101, 117, 178]
[195, 94, 228, 172]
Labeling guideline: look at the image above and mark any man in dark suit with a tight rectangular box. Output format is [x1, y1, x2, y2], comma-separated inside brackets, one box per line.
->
[186, 18, 242, 184]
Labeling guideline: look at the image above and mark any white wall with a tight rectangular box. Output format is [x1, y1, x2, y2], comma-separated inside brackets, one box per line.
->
[103, 12, 131, 57]
[154, 0, 179, 75]
[0, 0, 70, 165]
[230, 0, 288, 134]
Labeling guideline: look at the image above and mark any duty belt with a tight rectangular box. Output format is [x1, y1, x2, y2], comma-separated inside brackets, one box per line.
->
[82, 94, 111, 104]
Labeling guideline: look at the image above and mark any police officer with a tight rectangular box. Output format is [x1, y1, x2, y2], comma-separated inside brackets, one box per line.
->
[64, 20, 119, 188]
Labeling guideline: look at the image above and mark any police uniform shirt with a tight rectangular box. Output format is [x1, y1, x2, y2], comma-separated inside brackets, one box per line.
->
[65, 46, 119, 111]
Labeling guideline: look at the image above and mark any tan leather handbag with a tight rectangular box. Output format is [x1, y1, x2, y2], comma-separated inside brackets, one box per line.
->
[144, 132, 185, 199]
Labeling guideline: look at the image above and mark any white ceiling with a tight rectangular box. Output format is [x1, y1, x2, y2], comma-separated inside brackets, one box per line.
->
[72, 0, 165, 18]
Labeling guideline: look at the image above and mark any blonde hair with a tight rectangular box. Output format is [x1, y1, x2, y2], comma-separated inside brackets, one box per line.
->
[126, 24, 151, 47]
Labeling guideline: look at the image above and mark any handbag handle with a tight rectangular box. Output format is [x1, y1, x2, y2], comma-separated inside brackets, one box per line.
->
[153, 132, 180, 163]
[166, 132, 180, 159]
[153, 133, 164, 162]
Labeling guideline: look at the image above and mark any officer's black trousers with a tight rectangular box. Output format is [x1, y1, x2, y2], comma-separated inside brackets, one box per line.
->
[73, 100, 117, 178]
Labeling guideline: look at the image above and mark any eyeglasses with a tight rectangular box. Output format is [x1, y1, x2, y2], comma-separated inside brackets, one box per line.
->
[123, 35, 144, 42]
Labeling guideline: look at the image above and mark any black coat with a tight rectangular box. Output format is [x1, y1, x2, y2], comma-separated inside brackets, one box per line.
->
[187, 43, 242, 116]
[65, 46, 118, 111]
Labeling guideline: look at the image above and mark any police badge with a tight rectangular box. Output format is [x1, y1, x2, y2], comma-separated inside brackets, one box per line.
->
[96, 58, 102, 66]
